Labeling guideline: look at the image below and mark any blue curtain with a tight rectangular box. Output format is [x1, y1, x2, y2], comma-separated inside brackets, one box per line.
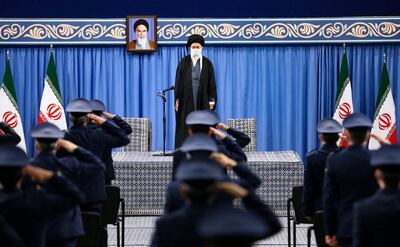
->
[0, 45, 399, 159]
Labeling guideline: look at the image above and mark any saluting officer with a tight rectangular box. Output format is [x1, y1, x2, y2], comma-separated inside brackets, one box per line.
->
[89, 99, 133, 185]
[0, 145, 84, 247]
[152, 157, 226, 247]
[198, 192, 282, 247]
[352, 144, 400, 247]
[165, 133, 261, 213]
[172, 110, 247, 179]
[302, 118, 342, 219]
[323, 113, 379, 247]
[30, 122, 105, 247]
[63, 98, 130, 212]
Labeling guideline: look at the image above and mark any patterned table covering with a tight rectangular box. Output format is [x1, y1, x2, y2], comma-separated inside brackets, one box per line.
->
[112, 151, 303, 216]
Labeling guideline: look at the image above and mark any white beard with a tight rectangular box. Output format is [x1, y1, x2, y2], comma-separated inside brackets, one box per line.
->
[137, 37, 148, 48]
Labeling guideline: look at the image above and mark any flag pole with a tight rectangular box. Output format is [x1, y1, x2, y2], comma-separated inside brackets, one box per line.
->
[50, 44, 53, 53]
[383, 53, 387, 64]
[343, 43, 346, 53]
[6, 49, 10, 60]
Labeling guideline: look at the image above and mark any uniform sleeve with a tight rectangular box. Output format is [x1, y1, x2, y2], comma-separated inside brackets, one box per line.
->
[323, 156, 337, 236]
[112, 115, 133, 135]
[302, 154, 315, 217]
[232, 162, 261, 190]
[219, 137, 247, 162]
[226, 127, 251, 149]
[100, 120, 131, 148]
[70, 147, 105, 175]
[0, 215, 25, 247]
[242, 191, 282, 237]
[0, 122, 21, 145]
[34, 175, 85, 216]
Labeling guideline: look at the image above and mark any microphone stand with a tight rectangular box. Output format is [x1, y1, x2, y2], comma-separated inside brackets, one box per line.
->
[153, 90, 173, 156]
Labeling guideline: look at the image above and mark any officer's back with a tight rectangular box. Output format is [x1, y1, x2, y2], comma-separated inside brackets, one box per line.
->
[152, 158, 225, 247]
[352, 144, 400, 247]
[302, 118, 342, 217]
[323, 113, 379, 247]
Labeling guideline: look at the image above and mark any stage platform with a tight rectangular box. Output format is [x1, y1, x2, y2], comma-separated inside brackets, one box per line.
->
[112, 151, 304, 216]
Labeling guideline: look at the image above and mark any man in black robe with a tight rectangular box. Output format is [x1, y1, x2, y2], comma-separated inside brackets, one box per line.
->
[174, 34, 217, 148]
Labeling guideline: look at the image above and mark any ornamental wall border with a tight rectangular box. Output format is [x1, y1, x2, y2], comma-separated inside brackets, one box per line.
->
[0, 17, 399, 45]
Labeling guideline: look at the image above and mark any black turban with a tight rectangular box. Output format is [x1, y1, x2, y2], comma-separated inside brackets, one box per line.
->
[134, 19, 149, 31]
[186, 34, 205, 47]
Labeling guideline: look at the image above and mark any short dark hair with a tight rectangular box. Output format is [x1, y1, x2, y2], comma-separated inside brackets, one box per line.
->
[36, 138, 57, 152]
[380, 167, 400, 188]
[70, 113, 88, 127]
[322, 133, 339, 145]
[182, 180, 216, 202]
[190, 125, 210, 134]
[0, 167, 22, 189]
[92, 111, 103, 116]
[348, 127, 369, 145]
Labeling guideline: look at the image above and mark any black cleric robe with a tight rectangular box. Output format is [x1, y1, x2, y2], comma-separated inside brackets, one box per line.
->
[174, 55, 217, 148]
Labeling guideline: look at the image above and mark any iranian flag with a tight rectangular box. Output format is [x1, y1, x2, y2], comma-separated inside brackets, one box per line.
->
[0, 57, 26, 151]
[369, 61, 397, 149]
[38, 52, 67, 130]
[332, 51, 354, 147]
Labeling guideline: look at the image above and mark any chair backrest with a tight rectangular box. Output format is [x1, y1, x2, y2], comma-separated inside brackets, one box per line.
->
[292, 186, 312, 224]
[227, 118, 256, 152]
[100, 185, 121, 225]
[121, 118, 152, 152]
[77, 212, 101, 247]
[313, 211, 329, 247]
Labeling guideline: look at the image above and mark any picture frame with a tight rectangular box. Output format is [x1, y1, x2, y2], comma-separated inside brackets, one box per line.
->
[126, 16, 157, 52]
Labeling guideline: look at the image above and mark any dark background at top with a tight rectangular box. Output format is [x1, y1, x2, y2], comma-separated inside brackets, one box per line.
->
[2, 0, 400, 18]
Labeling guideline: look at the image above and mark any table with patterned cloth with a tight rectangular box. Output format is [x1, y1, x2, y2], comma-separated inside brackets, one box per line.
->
[112, 151, 303, 216]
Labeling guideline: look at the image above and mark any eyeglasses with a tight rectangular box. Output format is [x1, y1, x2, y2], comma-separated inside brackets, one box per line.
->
[190, 45, 202, 49]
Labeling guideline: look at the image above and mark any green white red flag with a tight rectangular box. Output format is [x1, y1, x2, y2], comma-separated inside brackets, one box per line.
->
[38, 51, 67, 130]
[332, 51, 354, 147]
[0, 56, 27, 151]
[369, 60, 397, 149]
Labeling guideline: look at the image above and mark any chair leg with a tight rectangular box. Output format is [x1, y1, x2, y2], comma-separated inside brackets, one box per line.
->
[293, 220, 297, 247]
[121, 198, 125, 247]
[116, 222, 120, 247]
[307, 226, 314, 247]
[287, 198, 292, 247]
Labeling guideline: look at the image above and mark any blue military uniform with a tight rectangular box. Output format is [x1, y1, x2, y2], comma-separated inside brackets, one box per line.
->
[152, 158, 225, 247]
[226, 126, 251, 149]
[0, 213, 25, 247]
[166, 134, 260, 213]
[323, 113, 379, 247]
[88, 99, 133, 184]
[172, 110, 247, 179]
[0, 145, 85, 247]
[352, 144, 400, 247]
[198, 191, 282, 246]
[30, 123, 105, 246]
[62, 98, 130, 212]
[0, 122, 21, 145]
[302, 118, 342, 217]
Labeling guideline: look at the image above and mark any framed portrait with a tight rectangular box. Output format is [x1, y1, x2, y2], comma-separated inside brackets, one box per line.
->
[126, 16, 157, 52]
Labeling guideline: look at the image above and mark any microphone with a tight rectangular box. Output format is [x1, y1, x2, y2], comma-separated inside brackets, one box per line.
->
[158, 85, 175, 94]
